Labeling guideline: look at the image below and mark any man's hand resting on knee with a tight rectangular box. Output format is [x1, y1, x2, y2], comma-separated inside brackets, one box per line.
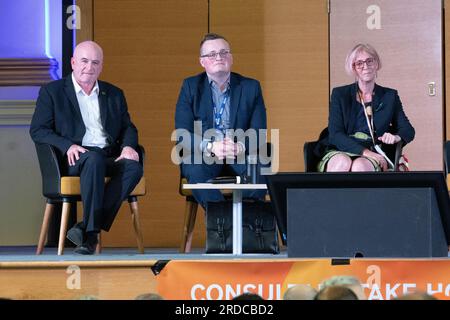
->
[115, 146, 139, 162]
[67, 144, 88, 166]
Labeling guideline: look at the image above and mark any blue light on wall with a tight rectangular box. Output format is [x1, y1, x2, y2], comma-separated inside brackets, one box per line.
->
[0, 0, 62, 99]
[44, 0, 53, 59]
[0, 0, 45, 57]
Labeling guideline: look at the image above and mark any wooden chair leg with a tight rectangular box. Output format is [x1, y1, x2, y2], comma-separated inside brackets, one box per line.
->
[180, 200, 198, 253]
[36, 202, 55, 255]
[57, 201, 71, 255]
[129, 200, 145, 254]
[95, 233, 102, 254]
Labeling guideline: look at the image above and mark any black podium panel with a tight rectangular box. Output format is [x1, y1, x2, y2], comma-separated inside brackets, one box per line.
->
[287, 188, 448, 258]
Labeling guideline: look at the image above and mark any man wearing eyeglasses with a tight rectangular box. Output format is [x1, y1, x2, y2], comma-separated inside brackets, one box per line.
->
[175, 33, 268, 209]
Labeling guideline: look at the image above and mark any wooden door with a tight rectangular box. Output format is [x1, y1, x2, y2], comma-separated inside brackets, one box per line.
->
[330, 0, 443, 170]
[209, 0, 329, 172]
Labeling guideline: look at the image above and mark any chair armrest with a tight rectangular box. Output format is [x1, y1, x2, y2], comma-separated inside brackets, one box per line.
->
[35, 143, 63, 198]
[137, 144, 145, 166]
[445, 141, 450, 176]
[380, 140, 404, 171]
[303, 141, 319, 172]
[393, 140, 404, 171]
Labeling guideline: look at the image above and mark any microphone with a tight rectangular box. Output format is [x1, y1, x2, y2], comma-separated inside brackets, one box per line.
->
[207, 176, 247, 184]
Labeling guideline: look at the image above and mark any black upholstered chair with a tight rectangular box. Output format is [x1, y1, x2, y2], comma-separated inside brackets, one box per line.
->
[444, 141, 450, 176]
[303, 127, 329, 172]
[303, 127, 403, 172]
[35, 143, 146, 255]
[444, 141, 450, 191]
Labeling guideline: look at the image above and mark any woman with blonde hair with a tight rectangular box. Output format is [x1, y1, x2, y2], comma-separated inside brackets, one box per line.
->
[319, 44, 415, 172]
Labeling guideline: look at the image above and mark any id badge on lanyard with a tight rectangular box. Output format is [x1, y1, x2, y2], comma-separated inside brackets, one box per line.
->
[214, 91, 229, 131]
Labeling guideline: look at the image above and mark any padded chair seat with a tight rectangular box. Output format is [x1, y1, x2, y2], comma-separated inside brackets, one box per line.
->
[60, 177, 146, 196]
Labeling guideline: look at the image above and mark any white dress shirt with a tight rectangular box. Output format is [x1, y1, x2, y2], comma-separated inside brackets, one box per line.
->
[71, 73, 108, 148]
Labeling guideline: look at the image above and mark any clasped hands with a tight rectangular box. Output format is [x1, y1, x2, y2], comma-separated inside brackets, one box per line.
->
[210, 138, 244, 160]
[67, 144, 139, 166]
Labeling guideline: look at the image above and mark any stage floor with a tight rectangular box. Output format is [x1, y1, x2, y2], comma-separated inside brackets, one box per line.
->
[0, 246, 288, 264]
[1, 246, 449, 263]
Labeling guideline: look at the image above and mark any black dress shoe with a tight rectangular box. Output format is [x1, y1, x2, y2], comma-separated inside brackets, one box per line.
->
[66, 222, 85, 247]
[73, 244, 96, 255]
[74, 232, 98, 255]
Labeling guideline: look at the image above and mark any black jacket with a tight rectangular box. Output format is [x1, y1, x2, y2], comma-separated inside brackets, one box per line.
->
[327, 82, 415, 154]
[30, 76, 138, 155]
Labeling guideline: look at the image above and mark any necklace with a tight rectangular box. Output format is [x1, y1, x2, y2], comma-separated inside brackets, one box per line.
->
[358, 90, 375, 145]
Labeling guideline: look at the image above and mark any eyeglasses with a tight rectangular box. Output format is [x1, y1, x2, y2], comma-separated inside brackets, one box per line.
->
[200, 50, 231, 60]
[353, 58, 375, 69]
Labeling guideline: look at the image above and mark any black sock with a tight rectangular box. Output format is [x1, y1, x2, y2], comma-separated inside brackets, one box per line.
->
[85, 232, 98, 246]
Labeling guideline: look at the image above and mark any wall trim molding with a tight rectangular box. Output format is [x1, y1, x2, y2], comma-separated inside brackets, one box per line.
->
[0, 58, 58, 86]
[0, 100, 36, 125]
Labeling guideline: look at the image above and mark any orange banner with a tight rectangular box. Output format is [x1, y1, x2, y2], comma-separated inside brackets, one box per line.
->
[156, 259, 450, 300]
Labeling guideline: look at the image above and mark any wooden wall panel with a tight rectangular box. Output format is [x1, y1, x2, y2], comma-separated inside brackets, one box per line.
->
[210, 0, 329, 172]
[93, 0, 208, 248]
[93, 0, 329, 248]
[76, 0, 93, 43]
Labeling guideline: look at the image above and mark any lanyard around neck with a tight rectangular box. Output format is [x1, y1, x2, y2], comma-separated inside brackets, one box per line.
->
[358, 90, 376, 145]
[214, 89, 230, 129]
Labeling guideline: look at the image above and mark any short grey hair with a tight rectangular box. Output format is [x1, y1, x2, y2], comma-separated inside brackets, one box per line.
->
[345, 43, 381, 76]
[321, 275, 362, 288]
[283, 284, 317, 300]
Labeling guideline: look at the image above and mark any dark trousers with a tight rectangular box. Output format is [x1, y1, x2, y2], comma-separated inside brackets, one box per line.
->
[181, 162, 267, 209]
[67, 147, 143, 233]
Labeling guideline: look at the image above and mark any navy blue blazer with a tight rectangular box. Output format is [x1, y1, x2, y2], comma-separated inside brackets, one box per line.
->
[328, 82, 415, 155]
[175, 72, 267, 157]
[30, 77, 138, 155]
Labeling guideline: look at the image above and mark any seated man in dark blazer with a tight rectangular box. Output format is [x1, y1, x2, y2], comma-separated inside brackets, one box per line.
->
[30, 41, 143, 254]
[175, 33, 268, 209]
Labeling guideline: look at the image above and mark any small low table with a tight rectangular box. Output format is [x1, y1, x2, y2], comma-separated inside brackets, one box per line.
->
[182, 183, 267, 255]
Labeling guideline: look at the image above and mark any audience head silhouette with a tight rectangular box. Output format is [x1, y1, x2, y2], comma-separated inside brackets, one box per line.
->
[315, 285, 359, 300]
[283, 284, 317, 300]
[134, 292, 164, 300]
[320, 275, 366, 300]
[232, 292, 264, 300]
